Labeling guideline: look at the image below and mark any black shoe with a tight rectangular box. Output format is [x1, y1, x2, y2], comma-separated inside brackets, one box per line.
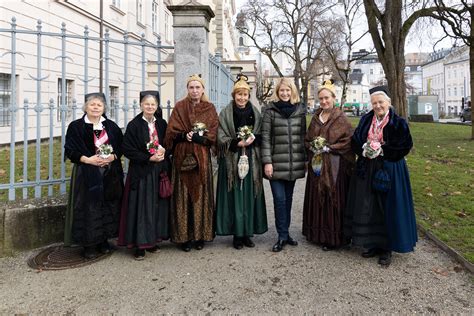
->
[286, 236, 298, 246]
[195, 240, 204, 250]
[146, 245, 160, 253]
[99, 240, 112, 254]
[362, 248, 380, 258]
[322, 245, 335, 251]
[181, 241, 192, 252]
[378, 251, 392, 266]
[272, 240, 285, 252]
[83, 246, 99, 259]
[134, 248, 145, 260]
[233, 237, 244, 250]
[243, 237, 255, 248]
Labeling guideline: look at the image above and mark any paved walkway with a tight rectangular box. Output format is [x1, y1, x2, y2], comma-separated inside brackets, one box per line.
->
[0, 179, 472, 314]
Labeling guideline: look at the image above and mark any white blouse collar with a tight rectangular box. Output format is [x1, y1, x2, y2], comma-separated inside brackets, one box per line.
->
[84, 115, 106, 130]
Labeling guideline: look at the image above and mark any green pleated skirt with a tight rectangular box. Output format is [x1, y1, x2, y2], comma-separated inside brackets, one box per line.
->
[215, 157, 268, 237]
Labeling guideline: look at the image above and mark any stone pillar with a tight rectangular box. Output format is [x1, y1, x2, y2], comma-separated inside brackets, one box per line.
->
[167, 2, 215, 103]
[229, 66, 243, 79]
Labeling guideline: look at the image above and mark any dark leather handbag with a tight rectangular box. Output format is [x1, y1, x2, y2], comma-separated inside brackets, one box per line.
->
[372, 168, 391, 193]
[180, 153, 198, 171]
[159, 172, 172, 198]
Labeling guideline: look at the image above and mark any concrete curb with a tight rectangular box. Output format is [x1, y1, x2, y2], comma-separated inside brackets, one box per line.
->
[418, 224, 474, 274]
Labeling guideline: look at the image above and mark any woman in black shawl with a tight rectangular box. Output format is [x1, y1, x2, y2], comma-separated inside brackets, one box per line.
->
[64, 92, 124, 259]
[118, 91, 170, 260]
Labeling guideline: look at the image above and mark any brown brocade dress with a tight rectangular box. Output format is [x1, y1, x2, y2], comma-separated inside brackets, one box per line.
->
[164, 97, 219, 243]
[302, 107, 355, 248]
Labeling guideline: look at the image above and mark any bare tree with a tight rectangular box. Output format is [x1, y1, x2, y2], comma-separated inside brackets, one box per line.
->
[318, 0, 372, 105]
[255, 70, 274, 106]
[237, 0, 335, 106]
[362, 0, 458, 118]
[431, 0, 473, 138]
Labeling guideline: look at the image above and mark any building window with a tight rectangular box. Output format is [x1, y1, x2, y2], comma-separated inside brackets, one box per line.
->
[370, 69, 374, 75]
[112, 0, 121, 8]
[447, 88, 451, 97]
[461, 86, 464, 96]
[57, 78, 74, 121]
[0, 73, 11, 127]
[152, 0, 158, 34]
[109, 86, 119, 118]
[136, 0, 143, 24]
[454, 87, 457, 96]
[165, 11, 172, 42]
[239, 36, 244, 46]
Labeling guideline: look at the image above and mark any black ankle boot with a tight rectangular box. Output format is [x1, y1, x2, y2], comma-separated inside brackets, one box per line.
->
[233, 237, 244, 250]
[83, 246, 98, 259]
[243, 237, 255, 248]
[272, 240, 285, 252]
[181, 241, 192, 252]
[134, 248, 145, 260]
[99, 240, 112, 254]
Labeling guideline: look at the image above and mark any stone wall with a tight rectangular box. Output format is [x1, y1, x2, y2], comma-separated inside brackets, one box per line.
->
[0, 198, 66, 257]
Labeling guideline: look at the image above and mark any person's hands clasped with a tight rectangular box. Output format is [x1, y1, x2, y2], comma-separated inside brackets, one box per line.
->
[238, 135, 255, 148]
[150, 147, 166, 162]
[83, 155, 110, 167]
[186, 131, 194, 142]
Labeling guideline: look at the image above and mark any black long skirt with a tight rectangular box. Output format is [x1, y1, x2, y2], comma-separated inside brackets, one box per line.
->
[118, 166, 170, 249]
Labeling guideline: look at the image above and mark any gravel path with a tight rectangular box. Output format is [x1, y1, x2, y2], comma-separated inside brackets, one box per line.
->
[0, 179, 472, 314]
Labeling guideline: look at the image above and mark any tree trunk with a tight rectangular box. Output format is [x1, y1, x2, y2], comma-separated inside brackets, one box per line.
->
[471, 9, 474, 139]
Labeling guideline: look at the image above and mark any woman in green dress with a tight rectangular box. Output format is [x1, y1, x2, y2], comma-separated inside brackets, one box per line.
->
[216, 75, 268, 249]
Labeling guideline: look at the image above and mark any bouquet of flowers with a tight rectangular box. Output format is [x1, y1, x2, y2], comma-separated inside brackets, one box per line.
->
[192, 122, 208, 136]
[97, 144, 113, 159]
[362, 140, 383, 159]
[309, 136, 327, 154]
[309, 136, 328, 176]
[146, 137, 163, 155]
[237, 125, 254, 142]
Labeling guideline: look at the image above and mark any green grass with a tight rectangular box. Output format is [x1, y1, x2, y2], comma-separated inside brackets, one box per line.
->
[406, 122, 473, 264]
[0, 140, 73, 201]
[308, 115, 473, 263]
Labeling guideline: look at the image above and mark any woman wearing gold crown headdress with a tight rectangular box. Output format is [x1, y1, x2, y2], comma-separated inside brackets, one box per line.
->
[215, 74, 268, 249]
[164, 74, 219, 252]
[261, 77, 307, 252]
[302, 79, 354, 251]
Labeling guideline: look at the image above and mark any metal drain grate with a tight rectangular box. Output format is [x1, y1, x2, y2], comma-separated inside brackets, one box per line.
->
[27, 244, 112, 270]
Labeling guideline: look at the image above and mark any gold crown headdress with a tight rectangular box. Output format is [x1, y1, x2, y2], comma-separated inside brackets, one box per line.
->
[319, 79, 335, 94]
[232, 73, 251, 95]
[187, 73, 205, 88]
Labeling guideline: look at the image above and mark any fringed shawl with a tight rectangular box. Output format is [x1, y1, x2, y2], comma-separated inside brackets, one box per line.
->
[163, 97, 219, 201]
[217, 101, 263, 196]
[305, 107, 354, 193]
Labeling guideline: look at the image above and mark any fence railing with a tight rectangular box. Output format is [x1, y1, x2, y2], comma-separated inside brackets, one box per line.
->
[0, 17, 173, 201]
[208, 52, 234, 113]
[0, 17, 236, 201]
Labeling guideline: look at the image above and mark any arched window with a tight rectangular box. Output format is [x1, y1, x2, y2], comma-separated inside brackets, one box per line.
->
[239, 36, 244, 46]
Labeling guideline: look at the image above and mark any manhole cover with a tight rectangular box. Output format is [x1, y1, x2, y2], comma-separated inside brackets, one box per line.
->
[27, 244, 112, 270]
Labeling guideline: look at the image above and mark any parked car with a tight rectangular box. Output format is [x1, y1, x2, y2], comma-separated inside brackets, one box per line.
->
[460, 107, 471, 122]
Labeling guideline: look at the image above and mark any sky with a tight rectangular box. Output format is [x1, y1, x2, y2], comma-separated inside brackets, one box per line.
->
[234, 0, 456, 55]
